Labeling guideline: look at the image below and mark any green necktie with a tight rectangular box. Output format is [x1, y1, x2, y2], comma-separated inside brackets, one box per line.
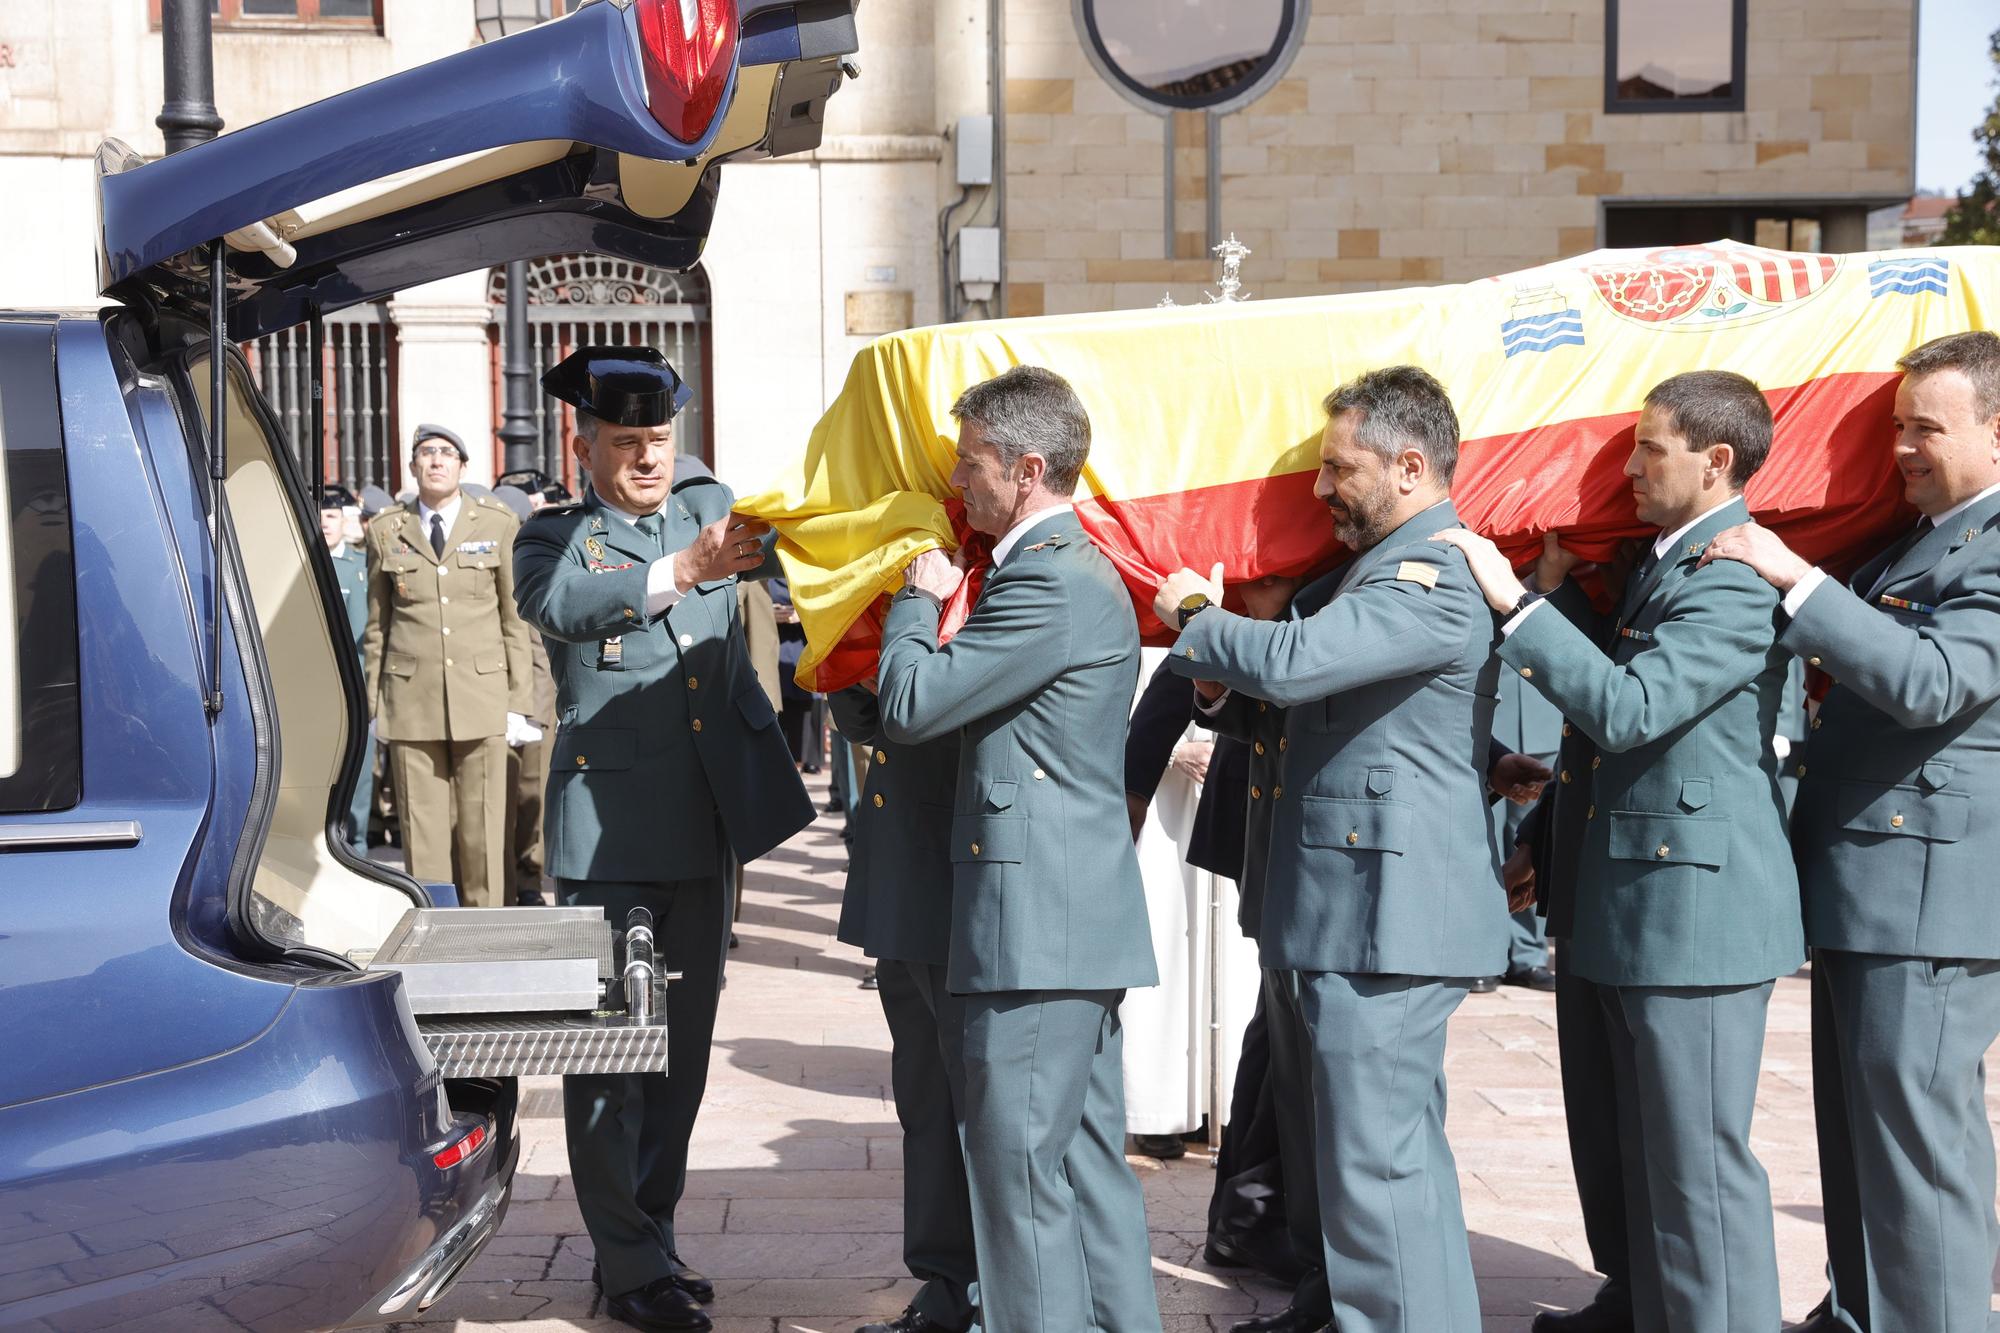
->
[636, 511, 666, 555]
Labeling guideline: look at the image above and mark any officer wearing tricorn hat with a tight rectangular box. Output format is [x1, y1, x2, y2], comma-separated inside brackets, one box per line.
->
[513, 347, 813, 1333]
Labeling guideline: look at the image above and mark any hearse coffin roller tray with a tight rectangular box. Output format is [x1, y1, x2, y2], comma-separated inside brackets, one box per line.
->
[367, 905, 681, 1078]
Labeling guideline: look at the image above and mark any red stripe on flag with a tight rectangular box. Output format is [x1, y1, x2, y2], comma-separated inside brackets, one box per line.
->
[806, 370, 1912, 689]
[1763, 260, 1782, 303]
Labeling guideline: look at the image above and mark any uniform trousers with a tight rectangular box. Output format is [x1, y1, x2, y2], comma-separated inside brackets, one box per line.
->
[1292, 970, 1478, 1333]
[559, 874, 728, 1297]
[959, 989, 1161, 1333]
[344, 720, 377, 857]
[878, 960, 977, 1330]
[505, 731, 548, 902]
[1260, 967, 1330, 1317]
[388, 735, 507, 907]
[1812, 948, 2000, 1333]
[1599, 980, 1779, 1333]
[1551, 945, 1631, 1312]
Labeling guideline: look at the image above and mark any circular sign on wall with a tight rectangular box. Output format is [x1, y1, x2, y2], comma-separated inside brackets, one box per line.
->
[1075, 0, 1305, 114]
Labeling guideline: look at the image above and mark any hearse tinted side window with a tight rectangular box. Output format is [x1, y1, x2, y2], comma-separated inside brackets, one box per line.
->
[0, 323, 81, 812]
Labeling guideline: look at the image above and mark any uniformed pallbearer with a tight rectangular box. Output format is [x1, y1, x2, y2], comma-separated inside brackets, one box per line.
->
[879, 366, 1162, 1333]
[1440, 369, 1804, 1332]
[829, 684, 976, 1333]
[362, 425, 535, 905]
[513, 347, 814, 1333]
[1154, 366, 1506, 1333]
[1704, 330, 2000, 1333]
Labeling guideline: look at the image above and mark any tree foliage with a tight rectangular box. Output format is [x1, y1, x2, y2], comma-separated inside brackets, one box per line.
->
[1941, 26, 2000, 245]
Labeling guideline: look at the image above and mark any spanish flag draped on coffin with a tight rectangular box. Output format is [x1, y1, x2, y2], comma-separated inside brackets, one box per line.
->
[737, 241, 1998, 693]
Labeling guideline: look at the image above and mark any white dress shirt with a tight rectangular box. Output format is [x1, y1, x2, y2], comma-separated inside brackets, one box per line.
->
[1782, 480, 2000, 617]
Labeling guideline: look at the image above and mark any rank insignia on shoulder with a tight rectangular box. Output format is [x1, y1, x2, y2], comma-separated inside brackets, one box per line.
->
[456, 539, 497, 555]
[1878, 594, 1937, 615]
[1618, 626, 1655, 643]
[585, 537, 606, 561]
[1025, 536, 1069, 552]
[1395, 560, 1439, 588]
[1686, 542, 1706, 558]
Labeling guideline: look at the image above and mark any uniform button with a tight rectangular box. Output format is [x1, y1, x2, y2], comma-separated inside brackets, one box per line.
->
[1656, 844, 1670, 859]
[1796, 763, 1807, 777]
[1560, 770, 1571, 784]
[1808, 656, 1822, 667]
[679, 633, 694, 647]
[691, 718, 703, 733]
[441, 626, 452, 635]
[1273, 785, 1283, 798]
[1278, 737, 1288, 751]
[873, 793, 884, 808]
[575, 755, 587, 766]
[624, 608, 636, 618]
[1257, 702, 1267, 713]
[1251, 785, 1263, 800]
[1254, 741, 1266, 755]
[1591, 756, 1601, 769]
[439, 596, 449, 604]
[1033, 768, 1046, 779]
[437, 567, 449, 577]
[1563, 723, 1573, 738]
[687, 677, 698, 690]
[1519, 667, 1534, 679]
[875, 749, 888, 764]
[1346, 831, 1359, 846]
[1586, 804, 1596, 819]
[1183, 647, 1195, 659]
[1811, 717, 1823, 731]
[1890, 814, 1905, 828]
[971, 842, 981, 856]
[444, 657, 454, 666]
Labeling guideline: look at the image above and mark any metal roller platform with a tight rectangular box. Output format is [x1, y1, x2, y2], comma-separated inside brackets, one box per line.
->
[418, 1012, 670, 1078]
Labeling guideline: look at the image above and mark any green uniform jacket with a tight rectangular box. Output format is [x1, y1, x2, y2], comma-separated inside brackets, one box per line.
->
[877, 510, 1158, 995]
[329, 543, 368, 651]
[1498, 498, 1804, 987]
[363, 495, 534, 741]
[829, 686, 961, 966]
[1784, 490, 2000, 960]
[1168, 500, 1508, 978]
[511, 480, 813, 882]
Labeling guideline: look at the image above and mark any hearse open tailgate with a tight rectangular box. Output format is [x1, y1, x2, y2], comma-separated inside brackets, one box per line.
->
[367, 905, 674, 1078]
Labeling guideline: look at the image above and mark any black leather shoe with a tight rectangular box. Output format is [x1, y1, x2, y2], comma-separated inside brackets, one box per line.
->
[665, 1252, 713, 1304]
[1503, 964, 1558, 991]
[857, 1307, 968, 1333]
[859, 968, 880, 991]
[1530, 1298, 1634, 1333]
[1132, 1132, 1186, 1160]
[605, 1276, 712, 1331]
[1230, 1304, 1330, 1333]
[1788, 1294, 1840, 1332]
[1202, 1231, 1307, 1284]
[1469, 975, 1501, 994]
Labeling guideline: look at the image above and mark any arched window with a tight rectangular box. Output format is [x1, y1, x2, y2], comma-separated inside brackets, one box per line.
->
[1075, 0, 1305, 114]
[487, 256, 711, 490]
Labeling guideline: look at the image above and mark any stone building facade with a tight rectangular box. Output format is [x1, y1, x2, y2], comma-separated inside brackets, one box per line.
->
[0, 1, 1917, 490]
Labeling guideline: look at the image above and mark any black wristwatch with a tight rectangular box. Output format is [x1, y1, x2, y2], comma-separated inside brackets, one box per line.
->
[1177, 593, 1214, 629]
[1506, 589, 1542, 618]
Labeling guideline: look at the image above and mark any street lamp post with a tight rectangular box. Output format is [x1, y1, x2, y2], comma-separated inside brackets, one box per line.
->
[157, 0, 223, 155]
[475, 0, 556, 474]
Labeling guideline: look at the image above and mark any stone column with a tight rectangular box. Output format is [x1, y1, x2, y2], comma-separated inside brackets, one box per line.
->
[390, 272, 498, 486]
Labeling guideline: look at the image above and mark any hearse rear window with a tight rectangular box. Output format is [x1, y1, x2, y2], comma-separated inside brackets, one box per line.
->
[0, 323, 81, 812]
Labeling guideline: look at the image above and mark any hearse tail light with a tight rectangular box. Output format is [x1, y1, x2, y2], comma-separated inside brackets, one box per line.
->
[634, 0, 738, 144]
[432, 1122, 488, 1170]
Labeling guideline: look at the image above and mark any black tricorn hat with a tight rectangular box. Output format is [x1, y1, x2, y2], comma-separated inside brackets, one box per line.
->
[542, 345, 692, 426]
[317, 482, 360, 511]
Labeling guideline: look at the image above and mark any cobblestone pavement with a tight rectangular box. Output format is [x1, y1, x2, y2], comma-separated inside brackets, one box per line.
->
[392, 775, 1995, 1332]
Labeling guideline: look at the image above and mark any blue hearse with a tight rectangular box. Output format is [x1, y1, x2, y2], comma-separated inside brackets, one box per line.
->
[0, 2, 854, 1327]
